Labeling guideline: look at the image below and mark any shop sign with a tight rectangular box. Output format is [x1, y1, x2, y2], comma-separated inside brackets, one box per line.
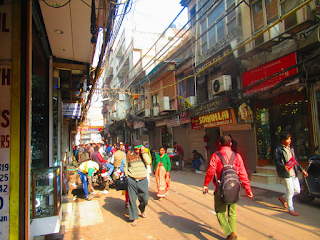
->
[191, 117, 202, 129]
[62, 103, 81, 119]
[179, 111, 191, 124]
[133, 121, 145, 129]
[192, 97, 230, 117]
[155, 119, 168, 127]
[193, 109, 236, 129]
[242, 52, 297, 95]
[0, 4, 12, 238]
[81, 126, 103, 132]
[236, 102, 254, 123]
[167, 115, 180, 128]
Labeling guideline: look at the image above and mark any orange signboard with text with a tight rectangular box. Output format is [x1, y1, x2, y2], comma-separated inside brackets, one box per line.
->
[192, 109, 236, 129]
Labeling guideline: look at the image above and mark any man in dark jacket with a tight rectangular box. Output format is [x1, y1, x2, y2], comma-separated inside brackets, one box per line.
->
[275, 132, 308, 216]
[191, 150, 204, 173]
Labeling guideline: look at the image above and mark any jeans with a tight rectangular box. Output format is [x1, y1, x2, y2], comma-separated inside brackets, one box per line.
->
[107, 163, 114, 177]
[177, 154, 184, 171]
[78, 170, 89, 197]
[128, 177, 149, 220]
[192, 160, 201, 170]
[283, 176, 300, 211]
[214, 191, 237, 237]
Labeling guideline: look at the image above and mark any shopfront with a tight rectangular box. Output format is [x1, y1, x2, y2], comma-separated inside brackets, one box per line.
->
[255, 91, 312, 166]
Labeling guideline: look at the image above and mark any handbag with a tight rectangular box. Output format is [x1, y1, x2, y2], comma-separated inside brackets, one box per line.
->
[115, 178, 128, 191]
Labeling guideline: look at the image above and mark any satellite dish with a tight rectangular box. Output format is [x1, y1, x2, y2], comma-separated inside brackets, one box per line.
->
[213, 80, 220, 93]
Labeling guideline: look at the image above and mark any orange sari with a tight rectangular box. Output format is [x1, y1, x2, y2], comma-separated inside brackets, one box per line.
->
[155, 162, 170, 197]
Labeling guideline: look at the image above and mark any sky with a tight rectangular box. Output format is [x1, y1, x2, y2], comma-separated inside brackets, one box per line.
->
[121, 0, 188, 32]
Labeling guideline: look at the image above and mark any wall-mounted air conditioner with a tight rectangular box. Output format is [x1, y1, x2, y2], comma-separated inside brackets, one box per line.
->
[153, 106, 160, 116]
[145, 109, 150, 117]
[187, 96, 196, 106]
[160, 96, 170, 111]
[211, 75, 232, 94]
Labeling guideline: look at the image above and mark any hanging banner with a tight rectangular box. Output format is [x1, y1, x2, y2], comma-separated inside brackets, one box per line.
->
[0, 3, 12, 239]
[242, 52, 298, 95]
[133, 121, 145, 129]
[81, 126, 103, 132]
[179, 112, 191, 124]
[62, 103, 81, 119]
[167, 115, 180, 128]
[155, 119, 168, 127]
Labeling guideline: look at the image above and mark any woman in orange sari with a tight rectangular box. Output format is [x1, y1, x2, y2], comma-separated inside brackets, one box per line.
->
[153, 147, 171, 201]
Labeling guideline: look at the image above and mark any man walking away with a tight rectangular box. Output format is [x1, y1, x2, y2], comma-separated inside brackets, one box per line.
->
[173, 142, 184, 172]
[124, 140, 151, 226]
[203, 135, 253, 240]
[275, 132, 308, 216]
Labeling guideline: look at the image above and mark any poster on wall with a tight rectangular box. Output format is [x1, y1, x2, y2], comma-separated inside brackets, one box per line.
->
[0, 2, 12, 239]
[242, 52, 298, 95]
[236, 102, 254, 123]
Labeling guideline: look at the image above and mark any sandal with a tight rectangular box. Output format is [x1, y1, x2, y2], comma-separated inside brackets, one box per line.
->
[141, 212, 147, 218]
[131, 220, 138, 226]
[279, 197, 288, 209]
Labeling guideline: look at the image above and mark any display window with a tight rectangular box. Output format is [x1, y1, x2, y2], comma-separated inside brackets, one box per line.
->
[255, 93, 312, 163]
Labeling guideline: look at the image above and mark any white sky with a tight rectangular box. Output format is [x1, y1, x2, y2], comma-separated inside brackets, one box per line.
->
[122, 0, 188, 32]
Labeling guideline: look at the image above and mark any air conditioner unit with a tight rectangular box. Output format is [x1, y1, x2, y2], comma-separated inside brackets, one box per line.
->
[160, 96, 170, 111]
[310, 0, 320, 13]
[187, 96, 196, 106]
[153, 106, 160, 116]
[212, 75, 232, 94]
[145, 109, 150, 117]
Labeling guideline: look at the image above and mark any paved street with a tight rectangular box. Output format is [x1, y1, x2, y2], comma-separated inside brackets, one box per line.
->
[63, 168, 320, 240]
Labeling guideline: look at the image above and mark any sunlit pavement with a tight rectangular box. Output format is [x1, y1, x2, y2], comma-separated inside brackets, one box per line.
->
[62, 167, 320, 240]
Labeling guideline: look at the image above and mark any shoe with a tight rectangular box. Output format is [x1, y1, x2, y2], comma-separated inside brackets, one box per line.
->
[86, 195, 92, 201]
[279, 197, 288, 209]
[289, 211, 299, 216]
[195, 170, 202, 173]
[227, 232, 238, 240]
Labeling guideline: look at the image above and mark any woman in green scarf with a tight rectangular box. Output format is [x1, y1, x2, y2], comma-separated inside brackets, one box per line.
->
[153, 147, 171, 201]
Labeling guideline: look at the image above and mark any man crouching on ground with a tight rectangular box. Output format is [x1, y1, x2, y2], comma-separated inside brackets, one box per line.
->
[203, 135, 253, 240]
[124, 139, 151, 226]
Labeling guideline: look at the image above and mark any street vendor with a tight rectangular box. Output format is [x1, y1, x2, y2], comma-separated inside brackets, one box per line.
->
[78, 160, 99, 200]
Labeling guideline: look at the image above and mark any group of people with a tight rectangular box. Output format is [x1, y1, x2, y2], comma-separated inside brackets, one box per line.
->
[75, 131, 307, 239]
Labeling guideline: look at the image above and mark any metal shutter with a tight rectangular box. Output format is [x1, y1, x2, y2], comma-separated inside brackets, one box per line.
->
[223, 129, 257, 174]
[154, 127, 161, 150]
[188, 127, 207, 164]
[173, 126, 189, 162]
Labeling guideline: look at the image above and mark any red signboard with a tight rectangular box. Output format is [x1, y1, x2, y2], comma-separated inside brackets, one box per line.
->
[242, 52, 297, 95]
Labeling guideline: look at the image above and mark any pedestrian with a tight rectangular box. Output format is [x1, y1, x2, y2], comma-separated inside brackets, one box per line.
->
[88, 143, 94, 159]
[77, 160, 99, 200]
[275, 132, 308, 216]
[83, 144, 90, 160]
[203, 135, 253, 240]
[124, 140, 151, 226]
[228, 134, 238, 152]
[191, 150, 204, 173]
[173, 142, 184, 172]
[78, 144, 85, 164]
[143, 141, 152, 187]
[152, 147, 171, 201]
[91, 145, 114, 180]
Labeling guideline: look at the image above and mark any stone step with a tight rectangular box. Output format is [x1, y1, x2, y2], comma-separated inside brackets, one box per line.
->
[256, 166, 277, 175]
[250, 173, 277, 184]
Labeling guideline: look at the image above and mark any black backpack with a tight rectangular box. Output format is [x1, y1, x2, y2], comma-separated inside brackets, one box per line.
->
[215, 151, 241, 204]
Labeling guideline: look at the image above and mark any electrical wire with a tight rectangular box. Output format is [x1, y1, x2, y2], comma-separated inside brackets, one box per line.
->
[42, 0, 71, 8]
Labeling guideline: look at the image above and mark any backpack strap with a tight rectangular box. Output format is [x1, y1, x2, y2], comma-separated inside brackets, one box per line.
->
[215, 151, 236, 166]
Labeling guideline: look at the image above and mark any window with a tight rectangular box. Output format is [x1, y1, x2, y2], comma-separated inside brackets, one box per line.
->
[252, 0, 280, 32]
[200, 0, 237, 52]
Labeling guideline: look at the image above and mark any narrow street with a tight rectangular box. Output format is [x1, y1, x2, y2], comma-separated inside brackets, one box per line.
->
[62, 167, 320, 240]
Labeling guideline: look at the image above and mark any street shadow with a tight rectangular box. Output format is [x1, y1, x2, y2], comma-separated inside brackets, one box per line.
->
[101, 196, 130, 222]
[158, 211, 224, 240]
[149, 189, 159, 200]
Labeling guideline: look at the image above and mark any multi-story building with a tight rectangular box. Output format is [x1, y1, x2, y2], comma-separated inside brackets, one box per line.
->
[104, 0, 320, 178]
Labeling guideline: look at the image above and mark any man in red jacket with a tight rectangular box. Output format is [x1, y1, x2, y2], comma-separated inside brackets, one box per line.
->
[203, 135, 253, 240]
